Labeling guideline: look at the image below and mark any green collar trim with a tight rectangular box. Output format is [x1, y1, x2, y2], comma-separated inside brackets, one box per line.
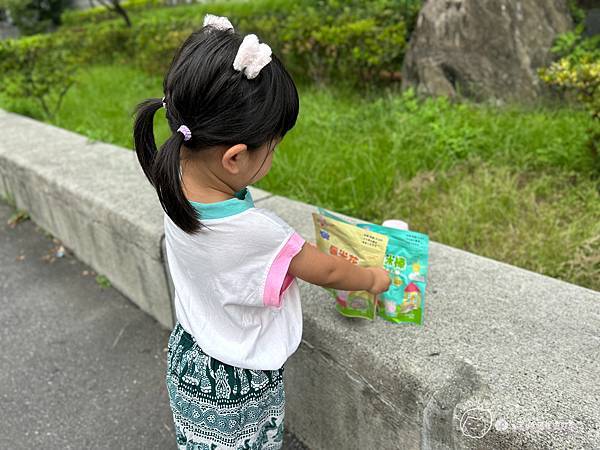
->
[188, 187, 255, 220]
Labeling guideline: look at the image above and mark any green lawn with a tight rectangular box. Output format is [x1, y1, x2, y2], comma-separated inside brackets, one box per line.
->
[1, 64, 598, 291]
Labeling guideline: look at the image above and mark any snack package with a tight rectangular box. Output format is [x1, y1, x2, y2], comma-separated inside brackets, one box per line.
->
[318, 207, 373, 227]
[357, 222, 429, 324]
[312, 210, 388, 320]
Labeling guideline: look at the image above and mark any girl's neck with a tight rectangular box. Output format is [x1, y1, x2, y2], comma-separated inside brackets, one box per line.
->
[183, 185, 234, 203]
[180, 157, 238, 204]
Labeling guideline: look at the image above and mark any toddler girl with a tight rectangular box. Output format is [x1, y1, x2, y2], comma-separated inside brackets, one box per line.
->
[132, 14, 390, 450]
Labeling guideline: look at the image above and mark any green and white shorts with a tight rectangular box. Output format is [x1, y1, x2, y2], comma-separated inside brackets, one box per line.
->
[166, 322, 286, 449]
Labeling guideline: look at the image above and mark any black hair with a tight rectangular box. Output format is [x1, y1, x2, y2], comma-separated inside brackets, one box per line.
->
[133, 23, 299, 235]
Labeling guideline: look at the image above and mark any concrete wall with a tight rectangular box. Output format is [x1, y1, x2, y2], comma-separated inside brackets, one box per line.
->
[1, 108, 599, 449]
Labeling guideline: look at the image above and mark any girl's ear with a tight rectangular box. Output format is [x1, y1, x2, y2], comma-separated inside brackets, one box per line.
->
[221, 144, 248, 174]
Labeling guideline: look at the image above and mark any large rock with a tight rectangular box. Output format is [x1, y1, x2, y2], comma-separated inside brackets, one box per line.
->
[401, 0, 573, 102]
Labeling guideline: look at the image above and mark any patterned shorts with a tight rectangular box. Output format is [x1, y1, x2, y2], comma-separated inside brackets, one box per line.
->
[166, 322, 286, 450]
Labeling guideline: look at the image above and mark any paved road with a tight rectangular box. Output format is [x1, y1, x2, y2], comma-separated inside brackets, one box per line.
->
[0, 199, 306, 449]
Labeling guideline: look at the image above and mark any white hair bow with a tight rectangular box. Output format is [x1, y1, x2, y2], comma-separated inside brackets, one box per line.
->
[203, 14, 234, 32]
[233, 34, 272, 79]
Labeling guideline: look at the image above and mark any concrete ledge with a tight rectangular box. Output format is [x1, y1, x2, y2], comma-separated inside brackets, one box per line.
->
[1, 109, 599, 448]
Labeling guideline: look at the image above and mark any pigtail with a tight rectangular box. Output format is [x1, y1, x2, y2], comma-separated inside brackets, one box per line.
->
[133, 97, 202, 235]
[153, 132, 203, 235]
[133, 98, 163, 187]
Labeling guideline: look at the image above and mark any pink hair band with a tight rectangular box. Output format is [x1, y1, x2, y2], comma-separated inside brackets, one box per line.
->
[177, 125, 192, 141]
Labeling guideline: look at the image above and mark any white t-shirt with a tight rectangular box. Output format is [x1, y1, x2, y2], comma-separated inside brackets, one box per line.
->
[163, 187, 306, 370]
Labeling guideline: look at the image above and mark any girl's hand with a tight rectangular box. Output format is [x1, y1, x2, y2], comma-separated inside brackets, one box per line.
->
[365, 267, 391, 295]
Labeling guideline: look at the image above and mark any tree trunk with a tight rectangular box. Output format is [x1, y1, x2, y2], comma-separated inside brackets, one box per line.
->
[96, 0, 132, 27]
[112, 0, 131, 27]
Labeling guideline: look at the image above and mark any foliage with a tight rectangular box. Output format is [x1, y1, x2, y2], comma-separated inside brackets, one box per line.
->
[539, 24, 600, 166]
[0, 0, 71, 35]
[61, 0, 161, 26]
[94, 0, 133, 27]
[122, 16, 190, 73]
[56, 0, 422, 88]
[237, 0, 420, 87]
[540, 52, 599, 120]
[75, 19, 134, 64]
[95, 274, 112, 288]
[567, 0, 586, 25]
[0, 32, 80, 120]
[545, 23, 599, 116]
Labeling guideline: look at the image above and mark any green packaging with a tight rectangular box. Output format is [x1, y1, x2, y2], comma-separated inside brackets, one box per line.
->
[357, 222, 429, 325]
[313, 208, 430, 325]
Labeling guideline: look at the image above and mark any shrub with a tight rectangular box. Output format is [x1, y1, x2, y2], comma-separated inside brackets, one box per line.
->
[2, 0, 423, 98]
[76, 0, 422, 88]
[76, 20, 134, 64]
[539, 24, 600, 167]
[0, 32, 80, 119]
[540, 54, 599, 119]
[124, 16, 192, 73]
[540, 26, 599, 118]
[0, 0, 71, 35]
[61, 0, 162, 26]
[237, 0, 421, 87]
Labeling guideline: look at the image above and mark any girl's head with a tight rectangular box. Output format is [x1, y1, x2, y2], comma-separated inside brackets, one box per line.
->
[133, 16, 299, 235]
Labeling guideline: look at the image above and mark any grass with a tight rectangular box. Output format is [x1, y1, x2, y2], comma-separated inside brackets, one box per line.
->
[0, 64, 598, 291]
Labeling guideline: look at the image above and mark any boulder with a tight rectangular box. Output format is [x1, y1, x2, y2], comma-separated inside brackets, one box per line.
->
[401, 0, 573, 102]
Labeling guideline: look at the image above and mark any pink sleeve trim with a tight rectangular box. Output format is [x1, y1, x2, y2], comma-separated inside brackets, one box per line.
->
[263, 232, 305, 307]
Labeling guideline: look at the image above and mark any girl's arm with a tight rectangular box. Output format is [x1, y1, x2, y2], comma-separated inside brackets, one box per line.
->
[288, 242, 390, 294]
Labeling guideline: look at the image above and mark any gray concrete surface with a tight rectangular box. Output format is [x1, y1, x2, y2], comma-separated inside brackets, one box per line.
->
[0, 199, 306, 449]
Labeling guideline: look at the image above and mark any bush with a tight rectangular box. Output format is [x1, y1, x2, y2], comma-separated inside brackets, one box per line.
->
[61, 0, 312, 27]
[540, 26, 600, 119]
[61, 0, 162, 26]
[0, 32, 80, 119]
[0, 0, 71, 35]
[539, 24, 600, 167]
[1, 0, 423, 111]
[77, 20, 134, 64]
[62, 0, 422, 88]
[124, 16, 192, 73]
[540, 53, 599, 119]
[236, 0, 421, 87]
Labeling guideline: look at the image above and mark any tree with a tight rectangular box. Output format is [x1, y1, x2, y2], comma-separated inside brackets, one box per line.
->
[92, 0, 131, 27]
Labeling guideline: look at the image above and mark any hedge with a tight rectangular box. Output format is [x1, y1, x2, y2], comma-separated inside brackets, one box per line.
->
[3, 0, 422, 90]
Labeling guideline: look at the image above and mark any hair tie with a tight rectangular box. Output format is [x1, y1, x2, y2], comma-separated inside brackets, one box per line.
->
[177, 125, 192, 141]
[233, 34, 272, 79]
[202, 14, 271, 79]
[203, 14, 234, 32]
